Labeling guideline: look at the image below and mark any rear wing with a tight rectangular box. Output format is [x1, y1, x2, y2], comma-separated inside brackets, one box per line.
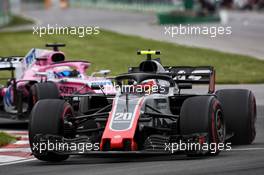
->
[165, 66, 215, 93]
[164, 66, 213, 83]
[128, 66, 215, 93]
[0, 57, 23, 79]
[0, 57, 23, 70]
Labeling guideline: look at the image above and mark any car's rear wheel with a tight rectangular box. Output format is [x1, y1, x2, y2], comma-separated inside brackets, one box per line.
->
[29, 99, 73, 161]
[180, 96, 225, 156]
[28, 82, 60, 111]
[216, 89, 256, 145]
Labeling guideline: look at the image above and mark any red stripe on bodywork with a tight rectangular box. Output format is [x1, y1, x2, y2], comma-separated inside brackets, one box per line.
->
[100, 97, 144, 151]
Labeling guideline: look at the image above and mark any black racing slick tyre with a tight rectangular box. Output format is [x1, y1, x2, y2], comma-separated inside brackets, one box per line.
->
[29, 99, 73, 162]
[216, 89, 256, 145]
[180, 96, 225, 156]
[28, 82, 60, 111]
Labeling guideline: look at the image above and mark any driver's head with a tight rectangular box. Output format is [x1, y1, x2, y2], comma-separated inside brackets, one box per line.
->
[139, 60, 166, 73]
[139, 60, 158, 72]
[54, 66, 79, 78]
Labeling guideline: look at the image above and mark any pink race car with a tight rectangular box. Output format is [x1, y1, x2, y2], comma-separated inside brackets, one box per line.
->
[0, 44, 115, 120]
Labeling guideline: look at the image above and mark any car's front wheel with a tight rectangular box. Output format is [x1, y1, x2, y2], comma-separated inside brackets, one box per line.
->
[29, 99, 73, 161]
[180, 96, 225, 156]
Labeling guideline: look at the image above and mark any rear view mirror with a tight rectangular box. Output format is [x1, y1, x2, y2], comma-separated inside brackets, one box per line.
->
[91, 70, 111, 77]
[99, 70, 110, 75]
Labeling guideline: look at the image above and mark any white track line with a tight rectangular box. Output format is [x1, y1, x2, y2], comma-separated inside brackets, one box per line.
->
[20, 135, 29, 139]
[229, 147, 264, 151]
[1, 130, 27, 133]
[0, 158, 36, 166]
[13, 140, 29, 145]
[0, 155, 28, 163]
[0, 148, 31, 152]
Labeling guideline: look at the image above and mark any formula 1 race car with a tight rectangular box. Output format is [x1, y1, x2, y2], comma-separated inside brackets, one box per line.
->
[28, 50, 256, 161]
[0, 44, 114, 120]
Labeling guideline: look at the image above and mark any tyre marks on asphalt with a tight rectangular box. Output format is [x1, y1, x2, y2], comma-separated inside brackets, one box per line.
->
[0, 130, 33, 164]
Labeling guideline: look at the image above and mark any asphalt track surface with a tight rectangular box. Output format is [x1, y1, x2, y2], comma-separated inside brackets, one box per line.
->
[14, 8, 264, 60]
[0, 84, 264, 175]
[1, 7, 264, 174]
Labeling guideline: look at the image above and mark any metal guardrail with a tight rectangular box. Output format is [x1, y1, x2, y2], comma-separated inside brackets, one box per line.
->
[69, 0, 184, 13]
[0, 0, 10, 27]
[20, 0, 45, 11]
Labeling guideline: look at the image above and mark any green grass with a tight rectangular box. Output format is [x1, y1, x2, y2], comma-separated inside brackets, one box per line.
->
[3, 15, 34, 28]
[0, 132, 16, 147]
[0, 30, 264, 83]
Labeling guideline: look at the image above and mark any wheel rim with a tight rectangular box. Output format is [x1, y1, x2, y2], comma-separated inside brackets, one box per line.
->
[62, 105, 73, 119]
[215, 109, 225, 143]
[62, 104, 74, 137]
[32, 94, 37, 104]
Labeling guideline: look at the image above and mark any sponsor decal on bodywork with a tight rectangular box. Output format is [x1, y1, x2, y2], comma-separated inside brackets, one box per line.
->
[110, 96, 143, 131]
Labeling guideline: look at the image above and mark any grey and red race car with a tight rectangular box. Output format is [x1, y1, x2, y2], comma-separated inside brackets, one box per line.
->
[28, 50, 256, 161]
[0, 44, 115, 120]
